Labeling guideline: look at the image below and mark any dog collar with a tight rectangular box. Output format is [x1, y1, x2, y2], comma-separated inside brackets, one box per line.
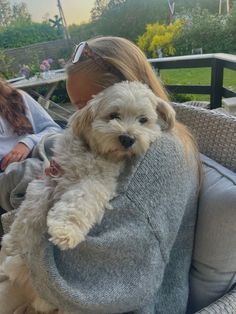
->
[45, 159, 62, 177]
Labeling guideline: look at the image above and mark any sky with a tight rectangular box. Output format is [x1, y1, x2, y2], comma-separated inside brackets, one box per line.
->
[9, 0, 95, 25]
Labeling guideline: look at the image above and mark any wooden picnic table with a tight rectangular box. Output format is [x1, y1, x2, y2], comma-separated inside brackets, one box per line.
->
[9, 69, 67, 100]
[8, 69, 72, 123]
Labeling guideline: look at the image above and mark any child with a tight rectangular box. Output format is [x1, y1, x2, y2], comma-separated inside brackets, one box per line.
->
[0, 79, 61, 171]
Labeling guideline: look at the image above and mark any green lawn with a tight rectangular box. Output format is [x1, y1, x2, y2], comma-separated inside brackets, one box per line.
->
[160, 68, 236, 102]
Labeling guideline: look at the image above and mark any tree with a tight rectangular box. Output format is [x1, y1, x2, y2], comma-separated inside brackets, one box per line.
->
[0, 0, 12, 27]
[90, 0, 167, 41]
[0, 0, 31, 28]
[68, 22, 97, 42]
[225, 3, 236, 52]
[179, 0, 219, 14]
[90, 0, 110, 21]
[174, 9, 227, 55]
[89, 0, 221, 42]
[11, 2, 31, 25]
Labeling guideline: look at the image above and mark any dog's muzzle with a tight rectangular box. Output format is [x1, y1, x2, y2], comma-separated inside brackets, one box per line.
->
[119, 135, 135, 149]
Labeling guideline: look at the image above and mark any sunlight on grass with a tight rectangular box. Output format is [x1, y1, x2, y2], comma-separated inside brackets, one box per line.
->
[160, 68, 236, 101]
[160, 68, 211, 85]
[224, 69, 236, 92]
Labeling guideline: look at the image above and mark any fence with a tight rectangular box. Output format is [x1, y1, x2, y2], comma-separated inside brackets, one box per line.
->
[149, 53, 236, 109]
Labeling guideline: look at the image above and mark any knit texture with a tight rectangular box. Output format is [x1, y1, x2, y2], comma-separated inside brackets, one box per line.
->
[27, 132, 199, 314]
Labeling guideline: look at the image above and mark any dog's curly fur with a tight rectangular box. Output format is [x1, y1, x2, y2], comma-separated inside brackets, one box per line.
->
[0, 81, 175, 313]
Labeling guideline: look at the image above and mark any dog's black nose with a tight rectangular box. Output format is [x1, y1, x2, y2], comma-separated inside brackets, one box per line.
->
[119, 135, 135, 149]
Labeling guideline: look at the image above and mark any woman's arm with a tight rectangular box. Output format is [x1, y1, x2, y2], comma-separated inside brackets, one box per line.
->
[0, 92, 62, 170]
[30, 200, 165, 313]
[28, 136, 198, 313]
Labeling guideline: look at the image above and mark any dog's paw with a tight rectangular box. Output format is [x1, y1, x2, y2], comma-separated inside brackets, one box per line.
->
[0, 267, 8, 282]
[1, 233, 16, 256]
[32, 296, 56, 313]
[14, 304, 36, 314]
[47, 221, 85, 250]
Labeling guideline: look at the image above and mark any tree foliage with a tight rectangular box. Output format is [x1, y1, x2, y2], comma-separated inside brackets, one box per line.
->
[90, 0, 110, 21]
[0, 0, 12, 27]
[89, 0, 167, 41]
[11, 2, 31, 25]
[68, 22, 98, 42]
[0, 49, 14, 79]
[86, 0, 226, 43]
[0, 0, 31, 27]
[225, 4, 236, 53]
[0, 1, 61, 49]
[173, 7, 236, 55]
[175, 0, 219, 15]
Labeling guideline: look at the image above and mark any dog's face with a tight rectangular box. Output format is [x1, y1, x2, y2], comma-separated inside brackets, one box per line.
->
[70, 81, 175, 161]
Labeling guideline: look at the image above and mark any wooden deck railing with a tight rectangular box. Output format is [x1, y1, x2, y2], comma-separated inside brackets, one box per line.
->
[148, 53, 236, 109]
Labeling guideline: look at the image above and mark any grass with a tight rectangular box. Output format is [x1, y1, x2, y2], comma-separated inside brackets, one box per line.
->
[160, 68, 236, 102]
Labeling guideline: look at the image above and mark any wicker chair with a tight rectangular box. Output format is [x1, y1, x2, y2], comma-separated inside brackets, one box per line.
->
[173, 102, 236, 314]
[1, 102, 236, 313]
[174, 103, 236, 172]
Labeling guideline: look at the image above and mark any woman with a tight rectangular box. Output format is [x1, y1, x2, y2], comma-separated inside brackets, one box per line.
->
[1, 37, 200, 314]
[0, 79, 61, 171]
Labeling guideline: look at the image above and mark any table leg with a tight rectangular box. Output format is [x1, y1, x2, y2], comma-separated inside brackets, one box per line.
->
[44, 83, 58, 100]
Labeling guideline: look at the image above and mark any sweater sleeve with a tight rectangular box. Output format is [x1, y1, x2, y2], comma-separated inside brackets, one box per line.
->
[19, 91, 62, 150]
[30, 201, 165, 314]
[29, 136, 198, 314]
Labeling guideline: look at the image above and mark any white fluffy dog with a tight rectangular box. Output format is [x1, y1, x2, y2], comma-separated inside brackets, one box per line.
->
[0, 81, 175, 313]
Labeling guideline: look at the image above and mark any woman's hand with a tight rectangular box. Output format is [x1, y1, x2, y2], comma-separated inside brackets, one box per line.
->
[1, 143, 30, 171]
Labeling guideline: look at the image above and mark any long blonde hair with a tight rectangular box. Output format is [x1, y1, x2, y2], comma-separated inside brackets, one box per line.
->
[67, 36, 201, 181]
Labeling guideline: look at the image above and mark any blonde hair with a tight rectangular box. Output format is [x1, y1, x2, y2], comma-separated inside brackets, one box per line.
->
[67, 36, 168, 99]
[67, 36, 201, 182]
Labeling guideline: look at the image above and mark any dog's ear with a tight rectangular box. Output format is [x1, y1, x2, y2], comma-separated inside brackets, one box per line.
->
[155, 97, 176, 130]
[69, 104, 94, 137]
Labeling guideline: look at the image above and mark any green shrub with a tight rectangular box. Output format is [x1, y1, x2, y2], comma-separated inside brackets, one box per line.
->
[0, 22, 60, 49]
[0, 49, 15, 78]
[173, 8, 235, 55]
[68, 22, 98, 42]
[224, 4, 236, 53]
[138, 19, 184, 58]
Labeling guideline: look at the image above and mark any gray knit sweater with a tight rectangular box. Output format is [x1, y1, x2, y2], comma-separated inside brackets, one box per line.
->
[27, 132, 198, 314]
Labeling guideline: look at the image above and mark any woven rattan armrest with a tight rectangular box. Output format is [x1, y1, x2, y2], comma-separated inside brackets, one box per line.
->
[194, 286, 236, 313]
[172, 102, 236, 172]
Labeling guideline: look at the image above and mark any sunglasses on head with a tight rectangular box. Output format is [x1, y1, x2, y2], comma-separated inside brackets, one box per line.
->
[71, 41, 125, 80]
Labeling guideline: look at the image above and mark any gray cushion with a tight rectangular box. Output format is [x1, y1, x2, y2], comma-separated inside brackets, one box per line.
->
[189, 154, 236, 312]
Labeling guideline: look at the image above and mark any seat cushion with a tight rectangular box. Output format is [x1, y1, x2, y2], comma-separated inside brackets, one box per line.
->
[189, 154, 236, 312]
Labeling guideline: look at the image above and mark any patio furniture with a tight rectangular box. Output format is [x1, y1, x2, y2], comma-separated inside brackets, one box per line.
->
[37, 96, 73, 123]
[8, 70, 71, 126]
[173, 102, 236, 313]
[222, 97, 236, 116]
[9, 69, 66, 101]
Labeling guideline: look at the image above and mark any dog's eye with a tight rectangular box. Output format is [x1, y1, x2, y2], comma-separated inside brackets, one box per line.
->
[139, 117, 148, 124]
[110, 112, 120, 120]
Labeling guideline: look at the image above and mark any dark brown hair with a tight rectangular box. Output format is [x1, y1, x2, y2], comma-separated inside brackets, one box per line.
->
[0, 79, 33, 135]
